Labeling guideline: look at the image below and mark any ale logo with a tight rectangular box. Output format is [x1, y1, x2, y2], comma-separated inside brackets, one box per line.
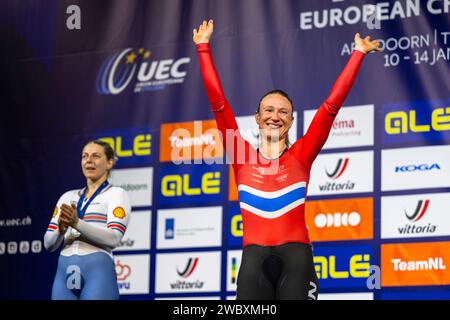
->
[405, 199, 430, 222]
[326, 158, 349, 180]
[97, 47, 190, 95]
[177, 257, 199, 278]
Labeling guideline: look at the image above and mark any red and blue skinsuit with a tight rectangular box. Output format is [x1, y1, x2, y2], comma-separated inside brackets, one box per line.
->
[196, 42, 365, 299]
[196, 43, 365, 247]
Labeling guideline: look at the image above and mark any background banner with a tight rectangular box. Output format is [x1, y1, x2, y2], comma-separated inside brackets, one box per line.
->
[1, 0, 449, 299]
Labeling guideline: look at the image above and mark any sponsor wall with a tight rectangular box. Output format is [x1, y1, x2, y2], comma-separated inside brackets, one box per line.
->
[1, 0, 450, 300]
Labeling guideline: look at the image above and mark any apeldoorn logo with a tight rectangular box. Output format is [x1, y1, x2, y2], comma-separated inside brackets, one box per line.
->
[165, 218, 175, 240]
[114, 254, 150, 294]
[97, 47, 190, 95]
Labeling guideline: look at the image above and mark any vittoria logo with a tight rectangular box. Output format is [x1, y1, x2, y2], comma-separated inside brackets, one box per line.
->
[405, 200, 429, 222]
[177, 258, 199, 278]
[399, 200, 437, 235]
[326, 158, 349, 179]
[171, 257, 205, 290]
[319, 158, 355, 192]
[97, 47, 190, 95]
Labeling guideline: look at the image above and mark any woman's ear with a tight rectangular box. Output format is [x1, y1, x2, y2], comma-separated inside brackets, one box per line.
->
[255, 111, 261, 125]
[107, 158, 114, 170]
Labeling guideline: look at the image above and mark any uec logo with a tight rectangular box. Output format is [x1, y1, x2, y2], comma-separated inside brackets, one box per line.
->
[97, 48, 190, 95]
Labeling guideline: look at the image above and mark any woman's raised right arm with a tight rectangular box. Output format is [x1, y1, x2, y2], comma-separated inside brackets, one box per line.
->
[194, 20, 250, 167]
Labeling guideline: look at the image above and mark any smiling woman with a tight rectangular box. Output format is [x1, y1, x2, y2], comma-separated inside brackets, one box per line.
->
[193, 19, 381, 300]
[43, 140, 131, 300]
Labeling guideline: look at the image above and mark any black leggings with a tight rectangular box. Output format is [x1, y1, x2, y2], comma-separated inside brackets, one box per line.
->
[236, 242, 318, 300]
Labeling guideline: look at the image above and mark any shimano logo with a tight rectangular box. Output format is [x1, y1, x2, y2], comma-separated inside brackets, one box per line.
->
[395, 163, 441, 173]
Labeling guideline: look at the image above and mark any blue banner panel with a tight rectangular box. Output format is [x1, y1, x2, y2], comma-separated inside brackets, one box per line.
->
[158, 163, 223, 206]
[313, 245, 373, 289]
[382, 98, 450, 145]
[93, 127, 154, 167]
[226, 202, 243, 248]
[381, 290, 450, 300]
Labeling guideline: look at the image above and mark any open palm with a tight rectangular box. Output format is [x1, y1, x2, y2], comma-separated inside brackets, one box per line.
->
[354, 33, 382, 54]
[193, 19, 214, 44]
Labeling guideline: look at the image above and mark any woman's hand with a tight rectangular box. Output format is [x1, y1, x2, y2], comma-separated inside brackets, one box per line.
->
[59, 204, 79, 229]
[58, 219, 68, 235]
[354, 33, 382, 54]
[193, 19, 214, 45]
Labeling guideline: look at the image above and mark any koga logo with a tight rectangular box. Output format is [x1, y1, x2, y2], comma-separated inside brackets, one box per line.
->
[97, 47, 190, 95]
[99, 134, 151, 158]
[385, 108, 450, 135]
[391, 257, 446, 271]
[319, 158, 355, 191]
[314, 254, 370, 279]
[398, 199, 437, 235]
[171, 257, 205, 290]
[395, 163, 441, 173]
[161, 172, 220, 197]
[115, 259, 132, 290]
[314, 212, 361, 228]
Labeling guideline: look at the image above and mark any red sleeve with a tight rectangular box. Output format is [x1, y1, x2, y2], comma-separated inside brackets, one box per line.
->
[196, 43, 252, 170]
[291, 50, 365, 168]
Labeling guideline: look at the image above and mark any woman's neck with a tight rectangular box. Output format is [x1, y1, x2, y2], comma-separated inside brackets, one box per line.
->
[259, 138, 287, 159]
[86, 176, 108, 197]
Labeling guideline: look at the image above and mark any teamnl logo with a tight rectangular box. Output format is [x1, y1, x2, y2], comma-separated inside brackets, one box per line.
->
[97, 47, 190, 95]
[399, 199, 437, 235]
[170, 257, 205, 290]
